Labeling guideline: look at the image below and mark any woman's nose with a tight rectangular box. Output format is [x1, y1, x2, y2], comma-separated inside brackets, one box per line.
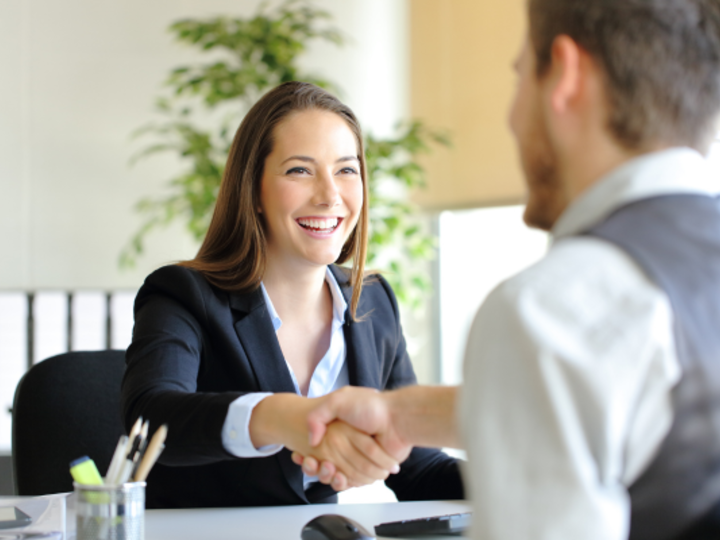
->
[313, 171, 341, 207]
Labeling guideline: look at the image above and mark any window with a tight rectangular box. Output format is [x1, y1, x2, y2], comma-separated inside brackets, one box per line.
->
[437, 205, 549, 384]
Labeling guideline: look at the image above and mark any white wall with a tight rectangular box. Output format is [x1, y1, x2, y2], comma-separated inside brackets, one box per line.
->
[0, 0, 409, 290]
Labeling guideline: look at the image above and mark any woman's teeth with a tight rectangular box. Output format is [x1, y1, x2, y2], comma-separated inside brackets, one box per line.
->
[298, 218, 340, 232]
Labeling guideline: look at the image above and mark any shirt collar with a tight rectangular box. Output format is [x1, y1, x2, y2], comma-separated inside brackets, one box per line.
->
[260, 267, 348, 333]
[552, 147, 720, 241]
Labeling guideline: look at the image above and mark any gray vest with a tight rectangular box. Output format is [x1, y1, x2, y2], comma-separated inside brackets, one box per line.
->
[587, 194, 720, 540]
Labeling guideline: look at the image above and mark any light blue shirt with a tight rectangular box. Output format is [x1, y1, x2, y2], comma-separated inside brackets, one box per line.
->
[221, 267, 349, 488]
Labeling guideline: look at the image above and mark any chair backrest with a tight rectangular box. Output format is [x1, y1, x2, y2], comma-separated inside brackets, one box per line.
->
[12, 350, 127, 495]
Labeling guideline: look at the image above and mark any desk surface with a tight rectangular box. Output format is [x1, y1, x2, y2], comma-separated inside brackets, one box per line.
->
[145, 500, 471, 540]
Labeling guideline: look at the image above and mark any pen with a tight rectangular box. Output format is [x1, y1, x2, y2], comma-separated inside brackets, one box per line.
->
[130, 421, 151, 479]
[129, 420, 149, 460]
[111, 416, 143, 485]
[133, 424, 168, 482]
[116, 451, 137, 486]
[117, 421, 149, 485]
[105, 435, 129, 484]
[127, 416, 144, 446]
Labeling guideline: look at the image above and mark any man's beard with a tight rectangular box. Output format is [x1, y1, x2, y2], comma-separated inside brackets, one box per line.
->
[519, 115, 567, 231]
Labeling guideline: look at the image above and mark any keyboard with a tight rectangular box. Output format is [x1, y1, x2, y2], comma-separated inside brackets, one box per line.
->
[374, 512, 471, 537]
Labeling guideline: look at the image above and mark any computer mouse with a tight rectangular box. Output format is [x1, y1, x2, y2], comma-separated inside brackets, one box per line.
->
[301, 513, 375, 540]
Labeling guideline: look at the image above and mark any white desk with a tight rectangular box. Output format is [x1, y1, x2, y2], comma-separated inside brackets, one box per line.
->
[145, 500, 471, 540]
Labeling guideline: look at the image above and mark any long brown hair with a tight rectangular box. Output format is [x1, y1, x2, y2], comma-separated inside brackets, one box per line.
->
[179, 81, 369, 318]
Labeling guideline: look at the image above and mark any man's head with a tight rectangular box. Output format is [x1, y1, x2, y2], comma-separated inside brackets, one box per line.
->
[511, 0, 720, 230]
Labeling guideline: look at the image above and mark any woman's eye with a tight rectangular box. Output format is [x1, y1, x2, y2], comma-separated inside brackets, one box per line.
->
[339, 167, 359, 175]
[286, 166, 310, 175]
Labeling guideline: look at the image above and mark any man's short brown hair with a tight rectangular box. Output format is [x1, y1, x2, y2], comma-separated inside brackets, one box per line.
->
[529, 0, 720, 152]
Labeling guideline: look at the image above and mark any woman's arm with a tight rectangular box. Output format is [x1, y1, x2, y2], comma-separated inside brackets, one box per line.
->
[121, 270, 245, 466]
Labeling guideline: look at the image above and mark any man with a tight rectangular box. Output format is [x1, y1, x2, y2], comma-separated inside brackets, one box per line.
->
[294, 0, 720, 538]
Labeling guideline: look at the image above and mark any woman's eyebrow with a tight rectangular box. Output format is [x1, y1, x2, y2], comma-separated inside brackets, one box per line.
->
[281, 155, 315, 165]
[281, 155, 359, 164]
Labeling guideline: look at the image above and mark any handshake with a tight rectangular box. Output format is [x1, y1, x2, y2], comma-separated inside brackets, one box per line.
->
[250, 385, 459, 492]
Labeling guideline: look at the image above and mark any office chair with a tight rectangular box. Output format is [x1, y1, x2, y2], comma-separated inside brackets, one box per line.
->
[12, 350, 127, 495]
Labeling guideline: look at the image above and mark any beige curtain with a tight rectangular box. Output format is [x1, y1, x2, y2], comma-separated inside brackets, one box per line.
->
[411, 0, 527, 210]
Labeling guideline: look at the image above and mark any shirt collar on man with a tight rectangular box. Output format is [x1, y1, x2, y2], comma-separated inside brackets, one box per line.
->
[260, 267, 348, 332]
[552, 147, 720, 241]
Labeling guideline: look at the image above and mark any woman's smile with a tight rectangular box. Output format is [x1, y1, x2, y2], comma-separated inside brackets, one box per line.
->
[296, 216, 343, 236]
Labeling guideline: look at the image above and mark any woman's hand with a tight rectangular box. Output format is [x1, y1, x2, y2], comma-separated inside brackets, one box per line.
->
[248, 393, 399, 489]
[291, 453, 348, 490]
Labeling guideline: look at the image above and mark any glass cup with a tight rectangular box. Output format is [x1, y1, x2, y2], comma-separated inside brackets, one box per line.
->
[74, 482, 145, 540]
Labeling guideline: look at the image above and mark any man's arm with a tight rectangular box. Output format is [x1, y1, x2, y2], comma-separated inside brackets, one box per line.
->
[385, 385, 461, 448]
[294, 385, 460, 488]
[305, 385, 460, 450]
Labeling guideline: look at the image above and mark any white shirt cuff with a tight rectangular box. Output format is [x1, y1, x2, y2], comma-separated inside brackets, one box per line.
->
[222, 393, 284, 458]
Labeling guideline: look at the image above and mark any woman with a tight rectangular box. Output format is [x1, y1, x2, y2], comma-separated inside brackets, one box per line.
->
[121, 81, 463, 508]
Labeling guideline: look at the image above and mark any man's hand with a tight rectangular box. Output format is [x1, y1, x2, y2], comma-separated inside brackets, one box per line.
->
[290, 452, 343, 487]
[292, 385, 461, 489]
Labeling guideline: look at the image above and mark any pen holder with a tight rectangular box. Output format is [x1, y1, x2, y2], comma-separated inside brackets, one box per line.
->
[74, 482, 145, 540]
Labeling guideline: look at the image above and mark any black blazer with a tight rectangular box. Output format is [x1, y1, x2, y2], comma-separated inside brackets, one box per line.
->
[121, 264, 463, 508]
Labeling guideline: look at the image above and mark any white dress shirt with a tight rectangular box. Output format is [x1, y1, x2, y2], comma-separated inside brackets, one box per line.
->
[459, 148, 720, 540]
[221, 267, 349, 487]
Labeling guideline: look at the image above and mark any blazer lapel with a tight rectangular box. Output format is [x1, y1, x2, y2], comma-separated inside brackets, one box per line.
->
[229, 288, 296, 394]
[229, 288, 306, 502]
[330, 266, 382, 390]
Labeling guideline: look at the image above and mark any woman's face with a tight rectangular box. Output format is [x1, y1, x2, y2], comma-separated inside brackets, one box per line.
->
[259, 109, 363, 271]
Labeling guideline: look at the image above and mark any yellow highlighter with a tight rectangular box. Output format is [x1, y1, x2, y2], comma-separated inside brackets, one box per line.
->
[70, 456, 105, 486]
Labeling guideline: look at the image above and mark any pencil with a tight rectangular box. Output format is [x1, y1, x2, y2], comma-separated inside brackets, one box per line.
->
[133, 424, 168, 482]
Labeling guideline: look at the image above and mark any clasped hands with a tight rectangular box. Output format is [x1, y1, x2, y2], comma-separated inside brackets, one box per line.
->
[250, 385, 456, 491]
[294, 386, 408, 491]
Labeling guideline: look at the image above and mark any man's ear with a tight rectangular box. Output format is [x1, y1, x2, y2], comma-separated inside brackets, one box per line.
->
[548, 35, 582, 115]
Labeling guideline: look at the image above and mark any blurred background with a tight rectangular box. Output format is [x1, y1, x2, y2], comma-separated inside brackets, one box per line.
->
[9, 0, 716, 501]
